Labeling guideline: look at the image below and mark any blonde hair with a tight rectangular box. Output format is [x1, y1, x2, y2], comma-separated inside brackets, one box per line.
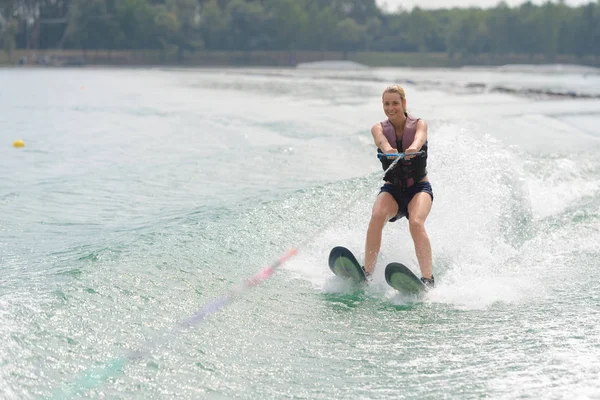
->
[382, 85, 408, 113]
[382, 85, 406, 101]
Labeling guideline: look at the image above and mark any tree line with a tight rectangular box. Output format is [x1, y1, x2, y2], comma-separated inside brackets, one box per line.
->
[1, 0, 599, 60]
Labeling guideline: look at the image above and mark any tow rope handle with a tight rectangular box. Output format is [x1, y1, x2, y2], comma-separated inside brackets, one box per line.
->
[377, 150, 425, 159]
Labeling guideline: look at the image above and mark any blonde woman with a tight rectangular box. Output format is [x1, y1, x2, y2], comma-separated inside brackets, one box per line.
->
[364, 85, 434, 288]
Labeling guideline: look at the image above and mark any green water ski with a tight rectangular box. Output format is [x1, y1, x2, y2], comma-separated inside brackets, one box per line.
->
[385, 262, 427, 295]
[328, 246, 366, 284]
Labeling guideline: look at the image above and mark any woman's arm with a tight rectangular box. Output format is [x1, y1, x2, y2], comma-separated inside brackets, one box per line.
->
[371, 123, 396, 153]
[406, 119, 428, 154]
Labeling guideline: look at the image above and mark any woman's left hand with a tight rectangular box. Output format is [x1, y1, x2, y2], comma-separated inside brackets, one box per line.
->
[404, 147, 420, 160]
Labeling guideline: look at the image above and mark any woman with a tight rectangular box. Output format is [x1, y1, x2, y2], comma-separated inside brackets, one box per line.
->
[363, 85, 434, 287]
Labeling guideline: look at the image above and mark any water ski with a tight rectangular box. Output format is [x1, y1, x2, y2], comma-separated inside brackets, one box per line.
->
[328, 246, 366, 284]
[385, 262, 427, 295]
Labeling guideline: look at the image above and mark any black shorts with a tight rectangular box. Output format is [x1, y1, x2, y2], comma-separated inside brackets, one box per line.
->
[379, 181, 434, 222]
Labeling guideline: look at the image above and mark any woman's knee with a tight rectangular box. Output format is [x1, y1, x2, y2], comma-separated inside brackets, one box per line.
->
[409, 216, 426, 232]
[370, 203, 394, 224]
[370, 208, 389, 224]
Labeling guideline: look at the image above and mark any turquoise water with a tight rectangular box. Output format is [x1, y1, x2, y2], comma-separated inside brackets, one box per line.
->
[1, 66, 600, 399]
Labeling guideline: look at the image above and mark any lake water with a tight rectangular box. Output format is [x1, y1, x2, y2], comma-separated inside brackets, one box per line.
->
[1, 64, 600, 399]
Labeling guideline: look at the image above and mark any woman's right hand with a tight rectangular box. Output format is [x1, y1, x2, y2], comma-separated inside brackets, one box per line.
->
[382, 148, 398, 159]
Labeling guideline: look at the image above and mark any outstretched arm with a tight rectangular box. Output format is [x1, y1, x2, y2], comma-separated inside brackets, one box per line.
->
[371, 123, 396, 153]
[405, 120, 428, 155]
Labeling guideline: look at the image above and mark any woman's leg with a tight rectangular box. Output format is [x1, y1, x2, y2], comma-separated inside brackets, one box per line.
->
[407, 192, 433, 278]
[364, 192, 398, 275]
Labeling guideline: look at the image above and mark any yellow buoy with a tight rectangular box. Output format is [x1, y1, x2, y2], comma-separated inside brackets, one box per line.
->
[13, 139, 25, 148]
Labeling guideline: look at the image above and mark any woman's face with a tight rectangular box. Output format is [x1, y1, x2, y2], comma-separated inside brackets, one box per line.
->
[382, 92, 406, 120]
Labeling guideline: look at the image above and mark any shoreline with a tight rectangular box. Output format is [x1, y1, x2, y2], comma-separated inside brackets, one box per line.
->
[3, 53, 598, 101]
[2, 49, 600, 69]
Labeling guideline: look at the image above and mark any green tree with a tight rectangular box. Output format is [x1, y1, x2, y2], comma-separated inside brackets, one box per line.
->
[448, 9, 489, 56]
[406, 7, 442, 52]
[199, 0, 230, 50]
[333, 0, 380, 23]
[1, 18, 18, 58]
[305, 5, 337, 51]
[513, 2, 540, 56]
[153, 3, 181, 60]
[364, 16, 382, 51]
[334, 17, 364, 57]
[578, 2, 600, 57]
[2, 0, 600, 64]
[378, 12, 416, 52]
[264, 0, 309, 51]
[166, 0, 202, 51]
[539, 2, 560, 61]
[67, 0, 122, 50]
[115, 0, 160, 49]
[225, 0, 268, 51]
[485, 2, 513, 57]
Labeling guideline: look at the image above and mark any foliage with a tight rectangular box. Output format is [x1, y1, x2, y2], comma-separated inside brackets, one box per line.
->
[1, 0, 599, 58]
